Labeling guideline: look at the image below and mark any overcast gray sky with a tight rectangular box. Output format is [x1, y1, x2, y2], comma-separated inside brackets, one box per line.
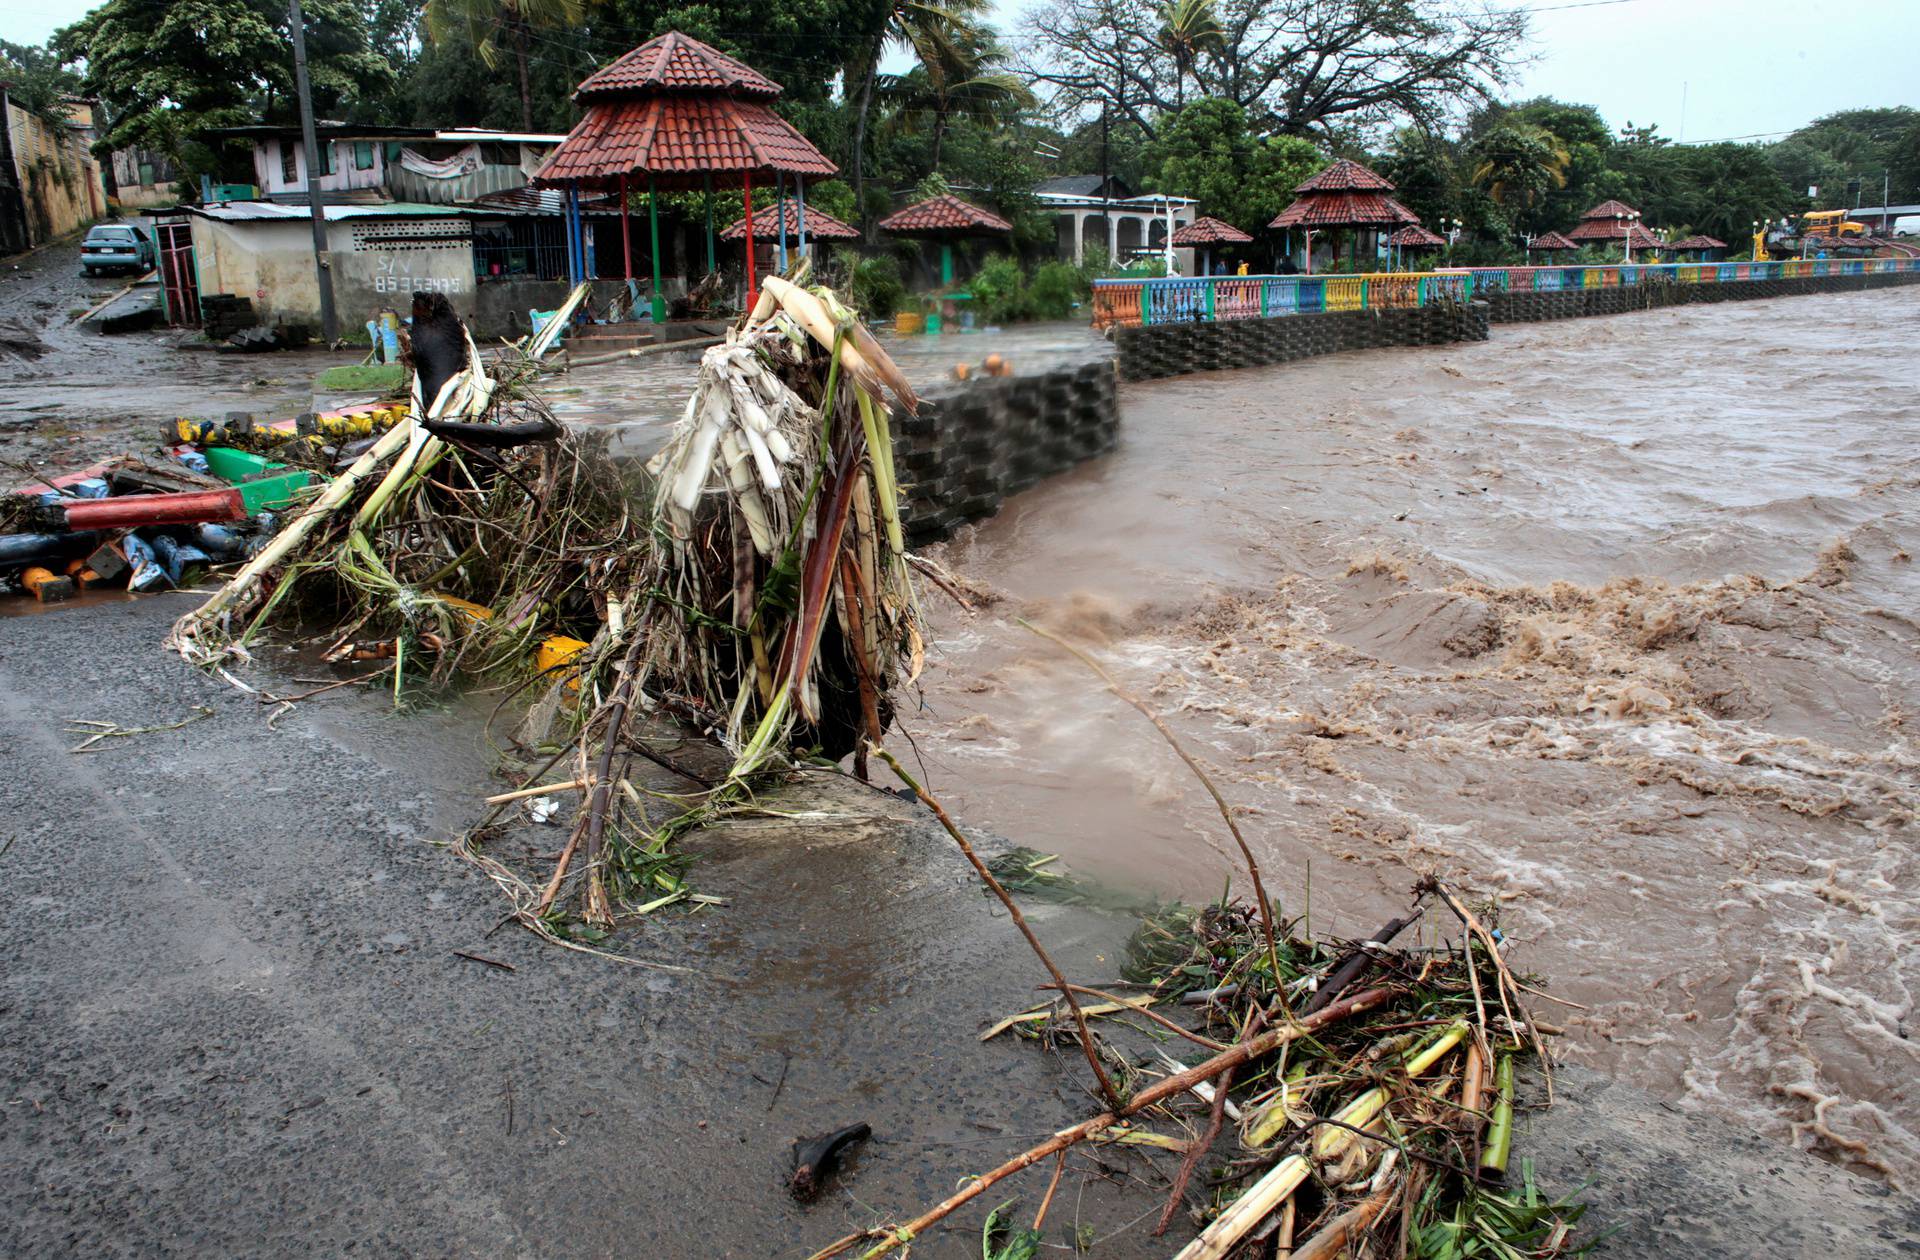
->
[5, 0, 1914, 144]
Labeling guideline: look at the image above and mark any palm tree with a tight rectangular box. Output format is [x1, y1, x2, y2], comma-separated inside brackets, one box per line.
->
[425, 0, 586, 132]
[1156, 0, 1224, 111]
[1469, 123, 1571, 229]
[844, 0, 992, 220]
[878, 25, 1034, 177]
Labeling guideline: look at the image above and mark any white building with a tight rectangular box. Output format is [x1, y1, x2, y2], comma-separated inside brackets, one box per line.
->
[1035, 175, 1198, 272]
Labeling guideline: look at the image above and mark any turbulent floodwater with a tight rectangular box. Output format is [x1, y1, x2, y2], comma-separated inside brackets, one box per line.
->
[911, 288, 1920, 1185]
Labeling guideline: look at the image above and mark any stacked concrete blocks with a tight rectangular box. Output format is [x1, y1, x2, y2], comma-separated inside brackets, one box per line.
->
[1113, 301, 1489, 383]
[1488, 268, 1920, 325]
[893, 346, 1120, 543]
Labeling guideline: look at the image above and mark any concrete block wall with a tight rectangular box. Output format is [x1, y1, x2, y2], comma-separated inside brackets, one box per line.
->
[1112, 302, 1490, 383]
[894, 347, 1120, 543]
[1488, 269, 1920, 324]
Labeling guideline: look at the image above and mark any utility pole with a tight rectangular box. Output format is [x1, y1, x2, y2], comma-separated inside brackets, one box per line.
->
[289, 0, 338, 341]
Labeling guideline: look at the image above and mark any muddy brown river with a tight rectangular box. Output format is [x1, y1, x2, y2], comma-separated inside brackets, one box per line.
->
[912, 288, 1920, 1186]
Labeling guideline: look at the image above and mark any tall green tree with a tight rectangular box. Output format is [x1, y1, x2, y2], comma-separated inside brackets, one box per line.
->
[1468, 123, 1569, 232]
[878, 24, 1034, 176]
[424, 0, 587, 131]
[0, 38, 84, 123]
[1155, 0, 1222, 111]
[842, 0, 991, 221]
[1147, 96, 1322, 232]
[55, 0, 394, 180]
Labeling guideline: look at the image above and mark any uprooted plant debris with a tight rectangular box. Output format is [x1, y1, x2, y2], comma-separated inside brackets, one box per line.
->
[806, 874, 1588, 1260]
[168, 270, 925, 948]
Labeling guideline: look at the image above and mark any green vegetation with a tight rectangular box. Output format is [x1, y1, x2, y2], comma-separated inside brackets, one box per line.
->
[16, 0, 1909, 301]
[316, 363, 408, 393]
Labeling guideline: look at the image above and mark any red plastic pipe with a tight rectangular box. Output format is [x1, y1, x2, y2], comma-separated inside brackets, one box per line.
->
[60, 488, 245, 531]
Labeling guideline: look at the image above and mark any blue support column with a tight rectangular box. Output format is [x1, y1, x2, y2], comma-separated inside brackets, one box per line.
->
[564, 185, 582, 285]
[776, 171, 789, 272]
[795, 174, 808, 261]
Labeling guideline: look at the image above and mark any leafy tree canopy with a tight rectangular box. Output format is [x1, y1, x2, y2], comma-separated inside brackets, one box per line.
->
[1146, 96, 1322, 231]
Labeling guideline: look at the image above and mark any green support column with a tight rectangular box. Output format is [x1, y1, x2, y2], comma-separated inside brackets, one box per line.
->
[703, 171, 715, 273]
[1203, 279, 1214, 320]
[940, 241, 953, 287]
[648, 175, 665, 324]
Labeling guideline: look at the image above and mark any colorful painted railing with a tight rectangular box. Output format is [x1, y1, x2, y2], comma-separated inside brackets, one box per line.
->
[1090, 257, 1920, 329]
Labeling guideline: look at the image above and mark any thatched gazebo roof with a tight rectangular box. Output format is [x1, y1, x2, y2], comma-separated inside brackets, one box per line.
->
[1269, 159, 1418, 230]
[720, 198, 859, 241]
[1170, 215, 1253, 246]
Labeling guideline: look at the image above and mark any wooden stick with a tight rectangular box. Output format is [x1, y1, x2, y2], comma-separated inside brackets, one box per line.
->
[1156, 1063, 1235, 1235]
[1274, 1199, 1296, 1258]
[812, 987, 1392, 1260]
[1039, 982, 1227, 1051]
[873, 746, 1122, 1112]
[1032, 1150, 1068, 1231]
[1288, 1185, 1397, 1260]
[483, 778, 587, 805]
[1021, 620, 1285, 990]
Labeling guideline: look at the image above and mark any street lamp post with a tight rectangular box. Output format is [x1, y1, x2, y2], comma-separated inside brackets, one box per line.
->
[1623, 210, 1639, 264]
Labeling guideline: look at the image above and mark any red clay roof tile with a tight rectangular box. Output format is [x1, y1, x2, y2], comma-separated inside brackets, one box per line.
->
[575, 31, 782, 101]
[531, 95, 836, 190]
[719, 197, 860, 240]
[1386, 224, 1446, 247]
[876, 193, 1012, 236]
[1295, 158, 1395, 193]
[1170, 215, 1253, 246]
[1269, 191, 1419, 229]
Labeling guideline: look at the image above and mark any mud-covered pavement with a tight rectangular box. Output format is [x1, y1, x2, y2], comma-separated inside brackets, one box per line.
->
[914, 286, 1920, 1189]
[0, 231, 358, 468]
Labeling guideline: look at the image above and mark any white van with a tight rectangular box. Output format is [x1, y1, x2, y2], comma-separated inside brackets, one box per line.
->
[1893, 215, 1920, 238]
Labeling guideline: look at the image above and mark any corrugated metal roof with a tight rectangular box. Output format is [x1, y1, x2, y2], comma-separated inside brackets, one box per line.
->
[1170, 215, 1252, 246]
[719, 197, 860, 240]
[877, 193, 1012, 236]
[1270, 191, 1419, 229]
[574, 31, 782, 101]
[531, 94, 836, 190]
[185, 201, 476, 223]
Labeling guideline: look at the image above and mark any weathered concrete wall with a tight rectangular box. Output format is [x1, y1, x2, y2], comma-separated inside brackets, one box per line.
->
[1112, 301, 1490, 383]
[190, 214, 565, 339]
[1487, 268, 1920, 324]
[894, 345, 1120, 542]
[4, 99, 107, 246]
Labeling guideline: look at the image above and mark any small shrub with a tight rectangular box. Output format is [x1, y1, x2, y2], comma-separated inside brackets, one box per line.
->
[1027, 260, 1087, 320]
[968, 255, 1030, 323]
[848, 253, 906, 320]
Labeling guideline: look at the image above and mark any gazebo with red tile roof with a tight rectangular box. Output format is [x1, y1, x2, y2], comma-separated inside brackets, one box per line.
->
[1269, 158, 1419, 272]
[1528, 230, 1579, 255]
[877, 193, 1014, 286]
[531, 30, 838, 315]
[1669, 233, 1727, 259]
[1385, 223, 1445, 268]
[1170, 215, 1253, 274]
[720, 198, 859, 242]
[1565, 200, 1641, 243]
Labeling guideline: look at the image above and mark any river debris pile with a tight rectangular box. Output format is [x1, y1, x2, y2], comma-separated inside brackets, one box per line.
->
[166, 288, 626, 694]
[163, 274, 925, 939]
[810, 876, 1585, 1260]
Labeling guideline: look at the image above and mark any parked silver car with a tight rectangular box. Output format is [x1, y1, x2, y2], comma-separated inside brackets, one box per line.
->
[81, 223, 156, 275]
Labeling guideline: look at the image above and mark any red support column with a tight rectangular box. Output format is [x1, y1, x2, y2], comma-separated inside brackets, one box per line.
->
[743, 174, 756, 300]
[620, 172, 633, 281]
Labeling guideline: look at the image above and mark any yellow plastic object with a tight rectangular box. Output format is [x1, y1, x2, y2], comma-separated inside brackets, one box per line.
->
[537, 635, 590, 692]
[894, 311, 924, 336]
[433, 594, 495, 624]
